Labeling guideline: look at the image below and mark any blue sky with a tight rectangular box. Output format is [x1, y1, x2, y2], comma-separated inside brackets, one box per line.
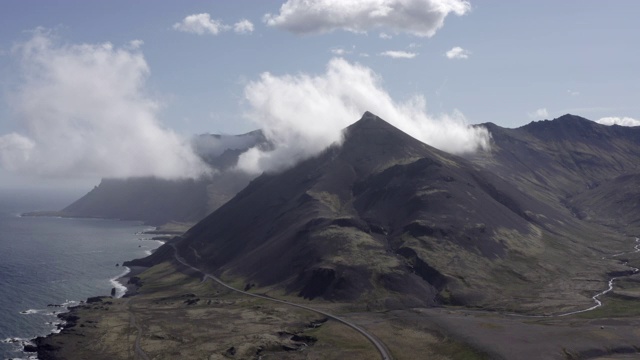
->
[1, 0, 639, 189]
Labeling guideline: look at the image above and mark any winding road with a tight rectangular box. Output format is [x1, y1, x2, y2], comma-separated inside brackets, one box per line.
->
[169, 243, 392, 360]
[132, 236, 640, 357]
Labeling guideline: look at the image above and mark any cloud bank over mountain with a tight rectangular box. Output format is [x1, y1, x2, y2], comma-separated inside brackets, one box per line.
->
[237, 57, 491, 174]
[597, 116, 640, 127]
[0, 30, 209, 179]
[264, 0, 471, 37]
[0, 30, 490, 180]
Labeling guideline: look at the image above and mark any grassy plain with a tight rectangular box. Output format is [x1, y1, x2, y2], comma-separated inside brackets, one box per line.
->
[37, 259, 640, 360]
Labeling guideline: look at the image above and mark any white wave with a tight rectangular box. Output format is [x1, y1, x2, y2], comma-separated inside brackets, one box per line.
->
[60, 300, 80, 307]
[109, 266, 131, 298]
[135, 226, 157, 235]
[142, 239, 164, 256]
[50, 323, 65, 334]
[1, 336, 31, 344]
[1, 337, 37, 360]
[19, 309, 42, 315]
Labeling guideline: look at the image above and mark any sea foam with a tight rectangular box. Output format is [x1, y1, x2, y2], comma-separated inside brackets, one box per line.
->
[109, 266, 131, 298]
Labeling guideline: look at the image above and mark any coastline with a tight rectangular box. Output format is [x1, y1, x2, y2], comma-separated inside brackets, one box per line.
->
[25, 231, 174, 358]
[115, 265, 148, 297]
[26, 265, 151, 359]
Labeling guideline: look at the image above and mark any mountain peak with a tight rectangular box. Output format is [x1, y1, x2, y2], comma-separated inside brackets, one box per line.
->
[349, 111, 389, 128]
[334, 112, 452, 179]
[523, 113, 592, 127]
[343, 112, 432, 152]
[346, 111, 412, 138]
[520, 114, 603, 140]
[551, 114, 594, 125]
[362, 110, 377, 119]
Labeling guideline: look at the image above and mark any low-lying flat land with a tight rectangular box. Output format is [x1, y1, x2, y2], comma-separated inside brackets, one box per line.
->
[36, 260, 640, 360]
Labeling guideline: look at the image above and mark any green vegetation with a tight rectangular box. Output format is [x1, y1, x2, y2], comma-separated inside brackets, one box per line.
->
[430, 337, 492, 360]
[305, 321, 380, 359]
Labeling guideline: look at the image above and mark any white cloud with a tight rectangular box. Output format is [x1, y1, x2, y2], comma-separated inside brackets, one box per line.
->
[445, 46, 470, 59]
[0, 134, 35, 172]
[567, 89, 580, 96]
[237, 57, 491, 174]
[331, 48, 348, 55]
[234, 19, 255, 34]
[596, 116, 640, 127]
[0, 30, 209, 179]
[264, 0, 471, 37]
[173, 13, 228, 35]
[127, 39, 144, 50]
[528, 108, 549, 119]
[379, 32, 392, 39]
[173, 14, 255, 36]
[380, 50, 417, 59]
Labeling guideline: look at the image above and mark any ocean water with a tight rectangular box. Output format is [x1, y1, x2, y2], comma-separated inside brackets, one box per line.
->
[0, 189, 161, 359]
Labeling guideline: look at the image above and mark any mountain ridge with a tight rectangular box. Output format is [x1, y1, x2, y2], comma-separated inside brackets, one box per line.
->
[133, 112, 630, 312]
[45, 130, 268, 225]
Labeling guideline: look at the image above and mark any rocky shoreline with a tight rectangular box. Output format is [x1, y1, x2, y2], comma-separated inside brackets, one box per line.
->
[24, 266, 148, 359]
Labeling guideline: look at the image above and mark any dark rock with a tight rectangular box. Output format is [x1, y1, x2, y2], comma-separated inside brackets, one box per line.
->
[307, 318, 328, 328]
[59, 313, 80, 328]
[183, 298, 200, 305]
[225, 346, 236, 356]
[291, 334, 317, 344]
[86, 296, 105, 303]
[127, 276, 143, 286]
[23, 344, 37, 352]
[32, 335, 62, 359]
[282, 345, 298, 352]
[297, 268, 335, 299]
[243, 283, 254, 291]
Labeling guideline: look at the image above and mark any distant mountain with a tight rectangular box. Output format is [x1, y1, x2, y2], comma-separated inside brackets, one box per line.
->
[56, 130, 268, 226]
[469, 114, 640, 233]
[139, 112, 628, 312]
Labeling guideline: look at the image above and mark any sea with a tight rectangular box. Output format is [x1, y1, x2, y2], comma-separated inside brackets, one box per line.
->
[0, 188, 162, 359]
